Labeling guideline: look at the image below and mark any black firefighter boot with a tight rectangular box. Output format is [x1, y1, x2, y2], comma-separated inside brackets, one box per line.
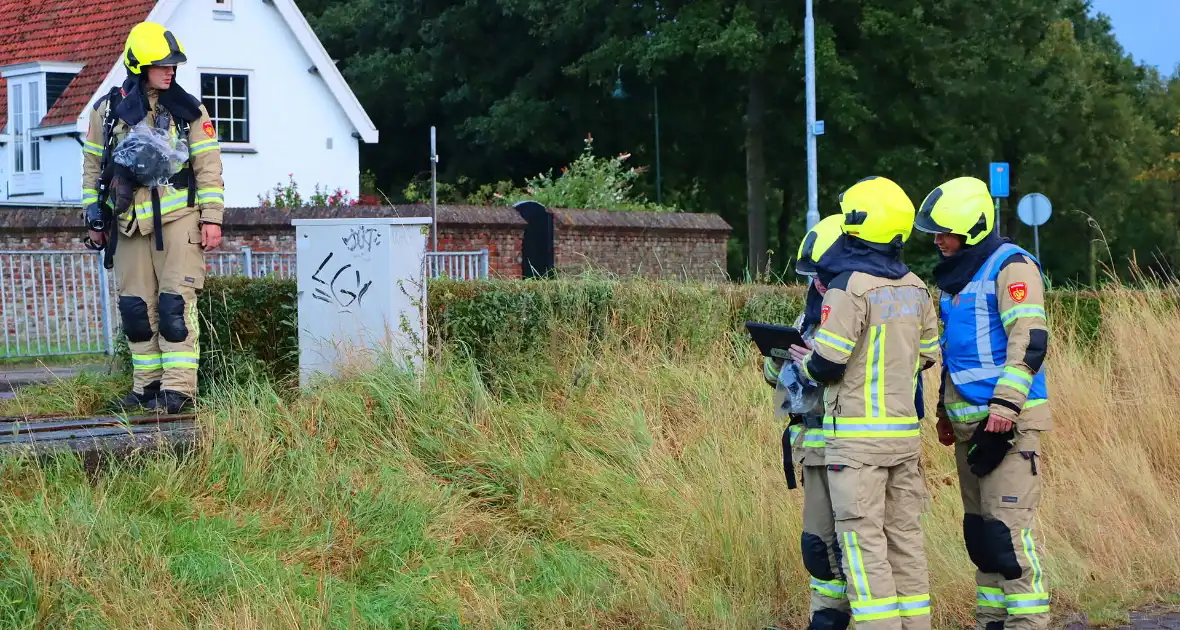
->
[148, 389, 194, 415]
[115, 380, 161, 411]
[808, 609, 851, 630]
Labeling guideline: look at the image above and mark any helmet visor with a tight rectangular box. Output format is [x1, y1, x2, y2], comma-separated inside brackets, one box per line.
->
[913, 211, 952, 234]
[914, 188, 953, 234]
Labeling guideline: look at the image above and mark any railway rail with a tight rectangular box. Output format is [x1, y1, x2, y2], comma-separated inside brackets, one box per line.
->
[0, 412, 199, 467]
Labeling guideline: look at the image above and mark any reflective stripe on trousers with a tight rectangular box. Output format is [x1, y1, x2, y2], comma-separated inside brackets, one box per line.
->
[978, 587, 1050, 616]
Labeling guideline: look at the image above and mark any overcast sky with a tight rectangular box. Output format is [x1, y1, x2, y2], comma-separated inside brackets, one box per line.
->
[1089, 0, 1180, 76]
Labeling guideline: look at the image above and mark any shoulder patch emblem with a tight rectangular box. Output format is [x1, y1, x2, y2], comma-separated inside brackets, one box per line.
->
[1008, 282, 1027, 303]
[202, 120, 216, 138]
[821, 305, 830, 325]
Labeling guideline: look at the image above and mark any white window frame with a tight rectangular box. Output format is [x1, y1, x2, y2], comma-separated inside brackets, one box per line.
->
[212, 0, 233, 19]
[198, 68, 254, 153]
[6, 74, 45, 195]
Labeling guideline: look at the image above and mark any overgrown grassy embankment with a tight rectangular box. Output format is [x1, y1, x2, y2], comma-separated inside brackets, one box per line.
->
[0, 277, 1175, 629]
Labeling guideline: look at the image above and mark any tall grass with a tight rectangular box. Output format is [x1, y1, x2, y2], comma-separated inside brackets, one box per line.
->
[0, 279, 1177, 628]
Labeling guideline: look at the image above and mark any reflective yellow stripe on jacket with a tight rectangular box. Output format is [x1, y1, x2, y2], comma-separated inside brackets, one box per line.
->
[789, 424, 828, 448]
[119, 189, 191, 222]
[825, 324, 919, 439]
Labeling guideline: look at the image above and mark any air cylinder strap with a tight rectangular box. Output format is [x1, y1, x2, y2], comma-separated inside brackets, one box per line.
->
[151, 187, 163, 251]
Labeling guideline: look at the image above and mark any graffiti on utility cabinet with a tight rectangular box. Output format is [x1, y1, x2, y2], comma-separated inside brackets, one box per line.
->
[310, 251, 374, 313]
[341, 226, 381, 260]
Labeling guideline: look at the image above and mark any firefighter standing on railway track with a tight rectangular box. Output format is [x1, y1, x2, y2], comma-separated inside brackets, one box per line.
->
[82, 21, 225, 414]
[793, 176, 941, 630]
[915, 176, 1051, 630]
[763, 213, 851, 630]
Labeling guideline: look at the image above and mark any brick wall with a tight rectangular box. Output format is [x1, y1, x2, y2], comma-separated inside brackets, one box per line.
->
[0, 204, 732, 282]
[550, 209, 732, 282]
[0, 204, 526, 278]
[435, 227, 521, 279]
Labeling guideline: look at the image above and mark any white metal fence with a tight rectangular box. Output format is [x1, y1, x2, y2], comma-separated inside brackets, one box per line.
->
[0, 251, 116, 358]
[0, 247, 489, 359]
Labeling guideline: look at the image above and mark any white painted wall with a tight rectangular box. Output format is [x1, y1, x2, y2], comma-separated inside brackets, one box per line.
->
[164, 0, 362, 208]
[1, 0, 367, 208]
[0, 133, 81, 204]
[32, 135, 82, 202]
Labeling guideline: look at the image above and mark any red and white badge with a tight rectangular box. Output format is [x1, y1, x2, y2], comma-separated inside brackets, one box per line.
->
[1008, 282, 1027, 303]
[202, 120, 216, 138]
[821, 305, 831, 325]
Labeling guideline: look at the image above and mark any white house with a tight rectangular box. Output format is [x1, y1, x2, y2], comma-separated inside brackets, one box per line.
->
[0, 0, 378, 209]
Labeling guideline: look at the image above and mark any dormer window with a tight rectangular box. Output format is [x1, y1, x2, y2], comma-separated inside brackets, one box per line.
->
[213, 0, 233, 18]
[9, 78, 42, 176]
[1, 60, 82, 196]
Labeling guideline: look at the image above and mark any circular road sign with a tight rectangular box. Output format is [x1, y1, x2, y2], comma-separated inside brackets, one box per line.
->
[1017, 193, 1052, 227]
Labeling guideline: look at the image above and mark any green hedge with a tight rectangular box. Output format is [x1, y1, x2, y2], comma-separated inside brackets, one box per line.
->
[113, 276, 302, 387]
[138, 276, 1111, 390]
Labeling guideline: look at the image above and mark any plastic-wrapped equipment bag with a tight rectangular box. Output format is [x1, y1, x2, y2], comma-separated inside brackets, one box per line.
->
[112, 120, 189, 188]
[773, 360, 823, 419]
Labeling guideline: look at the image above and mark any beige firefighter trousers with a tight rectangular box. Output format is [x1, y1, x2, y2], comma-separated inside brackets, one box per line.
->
[827, 454, 931, 630]
[114, 211, 206, 397]
[801, 465, 851, 618]
[955, 429, 1049, 630]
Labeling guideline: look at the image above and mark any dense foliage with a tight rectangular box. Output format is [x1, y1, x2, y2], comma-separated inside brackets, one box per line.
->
[295, 0, 1179, 284]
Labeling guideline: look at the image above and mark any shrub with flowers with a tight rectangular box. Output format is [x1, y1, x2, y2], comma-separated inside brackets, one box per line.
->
[400, 135, 678, 212]
[510, 134, 675, 212]
[258, 173, 358, 209]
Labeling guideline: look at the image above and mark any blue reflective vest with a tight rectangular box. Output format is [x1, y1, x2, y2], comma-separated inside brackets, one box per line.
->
[939, 243, 1048, 409]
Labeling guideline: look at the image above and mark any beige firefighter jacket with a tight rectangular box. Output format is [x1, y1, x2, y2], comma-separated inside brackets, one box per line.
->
[802, 270, 940, 467]
[82, 88, 225, 236]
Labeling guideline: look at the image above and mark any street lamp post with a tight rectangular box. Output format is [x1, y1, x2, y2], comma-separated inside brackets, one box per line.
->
[612, 65, 663, 205]
[804, 0, 820, 231]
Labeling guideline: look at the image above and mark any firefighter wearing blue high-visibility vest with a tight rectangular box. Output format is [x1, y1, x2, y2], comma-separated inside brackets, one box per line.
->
[796, 176, 941, 630]
[915, 176, 1051, 630]
[763, 214, 851, 630]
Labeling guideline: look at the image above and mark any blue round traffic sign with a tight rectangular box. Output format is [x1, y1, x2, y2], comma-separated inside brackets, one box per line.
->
[1017, 193, 1052, 227]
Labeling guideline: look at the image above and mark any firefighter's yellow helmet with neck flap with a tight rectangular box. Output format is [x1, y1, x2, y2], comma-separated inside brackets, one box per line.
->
[123, 22, 187, 75]
[838, 175, 916, 246]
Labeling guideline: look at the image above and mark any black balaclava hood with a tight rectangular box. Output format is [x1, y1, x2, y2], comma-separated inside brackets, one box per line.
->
[932, 230, 1007, 295]
[814, 233, 911, 287]
[112, 70, 202, 127]
[801, 281, 824, 330]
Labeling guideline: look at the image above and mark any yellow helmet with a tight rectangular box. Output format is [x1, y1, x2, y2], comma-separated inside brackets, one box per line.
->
[123, 22, 187, 75]
[838, 176, 916, 245]
[795, 214, 844, 276]
[915, 176, 994, 246]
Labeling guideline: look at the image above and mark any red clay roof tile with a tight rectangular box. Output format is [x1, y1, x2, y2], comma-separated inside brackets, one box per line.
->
[0, 0, 157, 130]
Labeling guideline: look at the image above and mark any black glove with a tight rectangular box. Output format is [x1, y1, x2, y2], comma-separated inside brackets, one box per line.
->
[965, 421, 1015, 477]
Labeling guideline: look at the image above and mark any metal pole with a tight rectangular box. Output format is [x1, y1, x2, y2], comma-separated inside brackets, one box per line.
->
[1033, 224, 1040, 261]
[430, 126, 439, 252]
[654, 85, 662, 205]
[994, 197, 1001, 237]
[804, 0, 820, 231]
